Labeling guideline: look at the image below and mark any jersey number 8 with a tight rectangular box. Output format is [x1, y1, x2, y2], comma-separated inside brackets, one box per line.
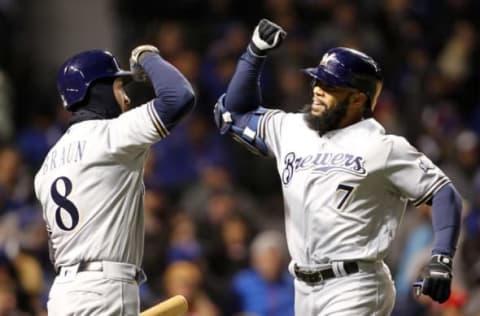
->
[50, 176, 79, 231]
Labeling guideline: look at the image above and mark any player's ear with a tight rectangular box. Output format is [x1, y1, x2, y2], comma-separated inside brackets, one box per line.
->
[348, 91, 366, 109]
[113, 78, 131, 112]
[351, 91, 367, 107]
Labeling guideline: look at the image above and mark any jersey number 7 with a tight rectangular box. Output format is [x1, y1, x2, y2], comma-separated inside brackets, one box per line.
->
[336, 184, 354, 209]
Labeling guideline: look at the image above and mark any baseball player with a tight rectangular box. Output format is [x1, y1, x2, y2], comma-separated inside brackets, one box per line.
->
[214, 19, 463, 315]
[34, 45, 195, 315]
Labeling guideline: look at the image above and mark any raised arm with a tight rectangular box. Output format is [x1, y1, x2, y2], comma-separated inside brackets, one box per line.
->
[224, 19, 286, 113]
[130, 45, 196, 130]
[213, 19, 286, 157]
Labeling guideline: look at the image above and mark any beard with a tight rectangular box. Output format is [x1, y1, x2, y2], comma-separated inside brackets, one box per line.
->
[302, 94, 351, 136]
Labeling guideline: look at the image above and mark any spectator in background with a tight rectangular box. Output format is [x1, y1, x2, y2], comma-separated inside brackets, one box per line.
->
[206, 213, 253, 279]
[149, 114, 233, 192]
[165, 212, 203, 265]
[0, 281, 29, 316]
[180, 154, 262, 230]
[309, 0, 383, 59]
[199, 50, 241, 114]
[15, 108, 67, 172]
[141, 185, 172, 306]
[440, 130, 479, 201]
[204, 213, 253, 315]
[0, 145, 29, 209]
[162, 260, 219, 316]
[0, 144, 52, 314]
[151, 21, 186, 61]
[0, 146, 36, 264]
[189, 187, 261, 253]
[0, 251, 34, 315]
[231, 230, 294, 316]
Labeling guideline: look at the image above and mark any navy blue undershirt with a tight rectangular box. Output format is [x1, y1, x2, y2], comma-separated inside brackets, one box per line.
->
[139, 53, 195, 130]
[224, 49, 265, 113]
[430, 183, 462, 256]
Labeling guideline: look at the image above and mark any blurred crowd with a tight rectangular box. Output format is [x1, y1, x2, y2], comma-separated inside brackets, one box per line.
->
[1, 0, 480, 315]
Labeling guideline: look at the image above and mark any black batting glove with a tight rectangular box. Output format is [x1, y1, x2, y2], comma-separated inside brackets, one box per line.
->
[417, 254, 453, 303]
[249, 19, 287, 56]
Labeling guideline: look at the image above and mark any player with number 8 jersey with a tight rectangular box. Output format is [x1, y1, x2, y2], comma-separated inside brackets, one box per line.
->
[34, 46, 195, 315]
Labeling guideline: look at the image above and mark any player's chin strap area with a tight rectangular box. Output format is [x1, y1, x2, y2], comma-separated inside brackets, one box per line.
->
[214, 94, 270, 157]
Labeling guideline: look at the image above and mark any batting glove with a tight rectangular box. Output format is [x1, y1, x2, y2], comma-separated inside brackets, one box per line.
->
[129, 44, 160, 82]
[249, 19, 287, 56]
[416, 254, 453, 303]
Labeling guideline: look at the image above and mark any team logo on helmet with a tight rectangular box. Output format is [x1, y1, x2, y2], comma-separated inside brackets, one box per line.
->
[320, 52, 338, 67]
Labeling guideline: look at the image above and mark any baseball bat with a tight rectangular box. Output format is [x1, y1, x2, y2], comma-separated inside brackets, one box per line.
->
[140, 295, 188, 316]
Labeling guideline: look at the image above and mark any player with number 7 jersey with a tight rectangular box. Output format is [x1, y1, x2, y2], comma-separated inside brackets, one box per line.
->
[34, 46, 195, 315]
[214, 18, 463, 315]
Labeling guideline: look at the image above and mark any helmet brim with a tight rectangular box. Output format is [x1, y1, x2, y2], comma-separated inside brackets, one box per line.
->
[302, 66, 352, 89]
[114, 70, 134, 84]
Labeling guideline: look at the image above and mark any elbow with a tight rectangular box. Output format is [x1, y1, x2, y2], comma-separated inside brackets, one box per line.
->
[447, 183, 463, 214]
[181, 88, 196, 113]
[172, 82, 196, 113]
[157, 87, 196, 130]
[435, 183, 463, 217]
[175, 88, 196, 120]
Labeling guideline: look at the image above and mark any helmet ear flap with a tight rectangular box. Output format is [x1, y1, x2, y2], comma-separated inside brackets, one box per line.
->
[369, 81, 383, 111]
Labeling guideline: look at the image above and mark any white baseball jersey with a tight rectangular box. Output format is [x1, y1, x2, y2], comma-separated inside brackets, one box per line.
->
[34, 102, 167, 270]
[258, 112, 449, 266]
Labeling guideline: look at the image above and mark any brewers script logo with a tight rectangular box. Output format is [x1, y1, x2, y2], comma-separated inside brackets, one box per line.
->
[281, 151, 367, 185]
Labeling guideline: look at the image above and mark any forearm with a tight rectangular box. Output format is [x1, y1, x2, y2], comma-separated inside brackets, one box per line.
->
[224, 49, 266, 113]
[431, 183, 462, 256]
[140, 53, 195, 129]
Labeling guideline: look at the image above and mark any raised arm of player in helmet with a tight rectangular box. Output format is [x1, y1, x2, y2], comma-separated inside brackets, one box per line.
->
[223, 19, 286, 114]
[213, 19, 286, 157]
[130, 45, 195, 130]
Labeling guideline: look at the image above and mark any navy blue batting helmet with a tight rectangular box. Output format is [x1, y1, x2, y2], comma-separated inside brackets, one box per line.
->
[303, 47, 383, 109]
[57, 49, 132, 110]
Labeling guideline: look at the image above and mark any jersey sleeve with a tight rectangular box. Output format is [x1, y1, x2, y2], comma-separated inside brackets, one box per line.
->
[385, 136, 450, 207]
[107, 101, 169, 155]
[258, 109, 288, 157]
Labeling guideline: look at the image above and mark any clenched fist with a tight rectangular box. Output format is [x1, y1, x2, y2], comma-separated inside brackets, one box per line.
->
[129, 44, 160, 82]
[415, 254, 453, 304]
[249, 19, 287, 56]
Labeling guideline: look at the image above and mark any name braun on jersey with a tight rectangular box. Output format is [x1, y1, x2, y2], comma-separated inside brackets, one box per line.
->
[281, 151, 367, 185]
[41, 140, 87, 174]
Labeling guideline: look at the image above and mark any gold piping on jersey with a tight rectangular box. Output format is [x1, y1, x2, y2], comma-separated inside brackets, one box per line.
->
[412, 177, 450, 207]
[147, 102, 169, 138]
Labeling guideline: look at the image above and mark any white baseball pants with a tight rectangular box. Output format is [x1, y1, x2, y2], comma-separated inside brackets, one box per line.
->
[47, 261, 142, 315]
[293, 261, 395, 315]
